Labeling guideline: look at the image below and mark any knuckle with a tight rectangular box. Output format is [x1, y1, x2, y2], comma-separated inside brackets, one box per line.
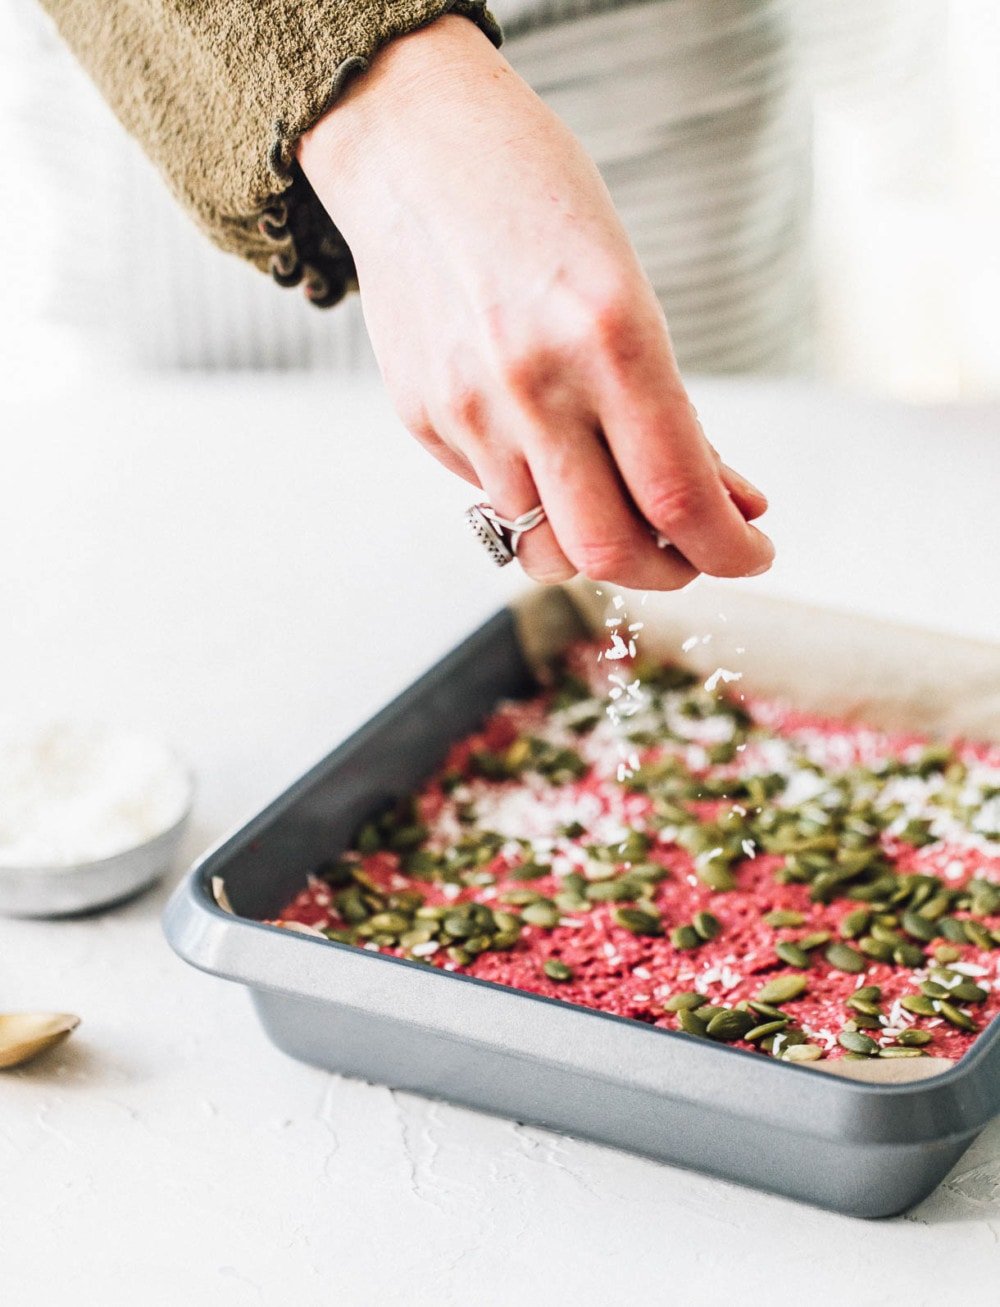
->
[570, 537, 635, 583]
[643, 475, 714, 532]
[444, 385, 488, 437]
[500, 347, 562, 402]
[590, 293, 645, 370]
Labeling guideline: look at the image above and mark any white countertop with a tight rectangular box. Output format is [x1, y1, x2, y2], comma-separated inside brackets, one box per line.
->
[2, 375, 999, 1306]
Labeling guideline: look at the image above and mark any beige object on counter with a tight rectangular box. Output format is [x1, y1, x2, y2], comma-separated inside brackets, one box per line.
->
[0, 1012, 80, 1069]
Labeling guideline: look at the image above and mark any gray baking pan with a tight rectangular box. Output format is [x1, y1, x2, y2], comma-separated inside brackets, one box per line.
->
[163, 586, 1000, 1217]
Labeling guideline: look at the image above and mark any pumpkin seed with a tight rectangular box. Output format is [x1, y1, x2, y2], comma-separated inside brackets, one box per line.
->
[964, 920, 994, 950]
[901, 911, 938, 943]
[919, 980, 949, 999]
[893, 942, 926, 969]
[670, 925, 702, 951]
[940, 917, 969, 943]
[846, 995, 883, 1017]
[838, 1030, 878, 1055]
[783, 1043, 823, 1063]
[900, 994, 938, 1017]
[614, 907, 663, 935]
[839, 908, 871, 939]
[853, 985, 882, 1002]
[446, 946, 471, 965]
[706, 1009, 757, 1042]
[693, 911, 722, 942]
[747, 1000, 788, 1021]
[697, 860, 736, 892]
[663, 991, 703, 1012]
[950, 981, 988, 1004]
[857, 935, 894, 962]
[798, 931, 832, 951]
[744, 1019, 789, 1043]
[521, 900, 560, 928]
[678, 1009, 708, 1037]
[825, 942, 866, 974]
[543, 958, 574, 982]
[775, 941, 811, 969]
[878, 1047, 926, 1058]
[933, 944, 962, 965]
[897, 1029, 933, 1047]
[756, 974, 808, 1004]
[764, 910, 805, 928]
[938, 1001, 977, 1031]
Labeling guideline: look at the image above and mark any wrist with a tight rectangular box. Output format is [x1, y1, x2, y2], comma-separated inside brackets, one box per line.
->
[297, 15, 505, 221]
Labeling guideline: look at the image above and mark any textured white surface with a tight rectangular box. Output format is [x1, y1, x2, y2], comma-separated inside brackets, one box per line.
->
[1, 376, 999, 1306]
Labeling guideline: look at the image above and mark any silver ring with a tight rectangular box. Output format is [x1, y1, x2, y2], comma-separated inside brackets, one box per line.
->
[465, 503, 547, 567]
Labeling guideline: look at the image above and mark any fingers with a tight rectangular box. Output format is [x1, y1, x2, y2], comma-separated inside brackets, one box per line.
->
[523, 423, 700, 591]
[720, 462, 768, 522]
[473, 448, 577, 583]
[408, 419, 482, 486]
[598, 369, 774, 578]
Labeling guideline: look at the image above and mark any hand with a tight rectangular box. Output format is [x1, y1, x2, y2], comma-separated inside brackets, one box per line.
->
[298, 16, 774, 588]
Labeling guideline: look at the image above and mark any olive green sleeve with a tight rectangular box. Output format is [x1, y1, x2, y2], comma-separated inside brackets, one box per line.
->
[38, 0, 502, 306]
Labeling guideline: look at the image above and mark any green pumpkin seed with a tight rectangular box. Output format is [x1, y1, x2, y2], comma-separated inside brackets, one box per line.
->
[901, 994, 938, 1016]
[897, 1029, 933, 1047]
[853, 985, 882, 1002]
[839, 908, 871, 940]
[446, 946, 471, 965]
[775, 941, 811, 969]
[678, 1009, 708, 1037]
[933, 944, 962, 964]
[964, 920, 995, 950]
[825, 942, 867, 974]
[940, 917, 969, 943]
[798, 931, 832, 951]
[893, 942, 927, 969]
[663, 991, 703, 1013]
[697, 860, 736, 892]
[706, 1009, 757, 1042]
[920, 980, 949, 999]
[500, 889, 543, 906]
[744, 1019, 789, 1043]
[857, 935, 894, 962]
[764, 909, 805, 928]
[838, 1030, 879, 1056]
[670, 924, 702, 951]
[783, 1043, 823, 1063]
[950, 981, 988, 1004]
[747, 1000, 788, 1021]
[491, 928, 522, 951]
[521, 900, 560, 928]
[366, 911, 412, 937]
[756, 974, 809, 1004]
[901, 911, 938, 943]
[938, 1001, 977, 1031]
[693, 911, 722, 942]
[543, 958, 574, 982]
[513, 861, 551, 881]
[614, 907, 663, 935]
[878, 1047, 926, 1058]
[846, 995, 883, 1017]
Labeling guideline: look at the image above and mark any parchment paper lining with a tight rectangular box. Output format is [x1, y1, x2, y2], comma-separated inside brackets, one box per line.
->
[511, 580, 1000, 1085]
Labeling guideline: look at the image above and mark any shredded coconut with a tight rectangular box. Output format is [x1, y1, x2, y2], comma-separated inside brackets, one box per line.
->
[0, 723, 190, 867]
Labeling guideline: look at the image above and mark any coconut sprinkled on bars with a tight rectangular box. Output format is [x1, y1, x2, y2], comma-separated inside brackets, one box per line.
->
[270, 638, 1000, 1066]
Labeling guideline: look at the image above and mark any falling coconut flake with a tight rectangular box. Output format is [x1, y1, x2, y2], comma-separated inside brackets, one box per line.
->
[704, 667, 743, 693]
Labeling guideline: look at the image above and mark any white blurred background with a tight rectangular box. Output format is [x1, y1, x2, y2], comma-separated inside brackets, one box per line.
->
[2, 0, 998, 401]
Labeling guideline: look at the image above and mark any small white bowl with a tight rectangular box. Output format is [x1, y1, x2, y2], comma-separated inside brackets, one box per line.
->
[0, 754, 194, 919]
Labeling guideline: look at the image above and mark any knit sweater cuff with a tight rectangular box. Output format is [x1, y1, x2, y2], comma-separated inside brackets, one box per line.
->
[258, 1, 503, 307]
[41, 0, 502, 308]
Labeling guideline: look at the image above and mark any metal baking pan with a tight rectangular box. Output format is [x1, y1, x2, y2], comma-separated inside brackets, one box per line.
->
[163, 582, 1000, 1216]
